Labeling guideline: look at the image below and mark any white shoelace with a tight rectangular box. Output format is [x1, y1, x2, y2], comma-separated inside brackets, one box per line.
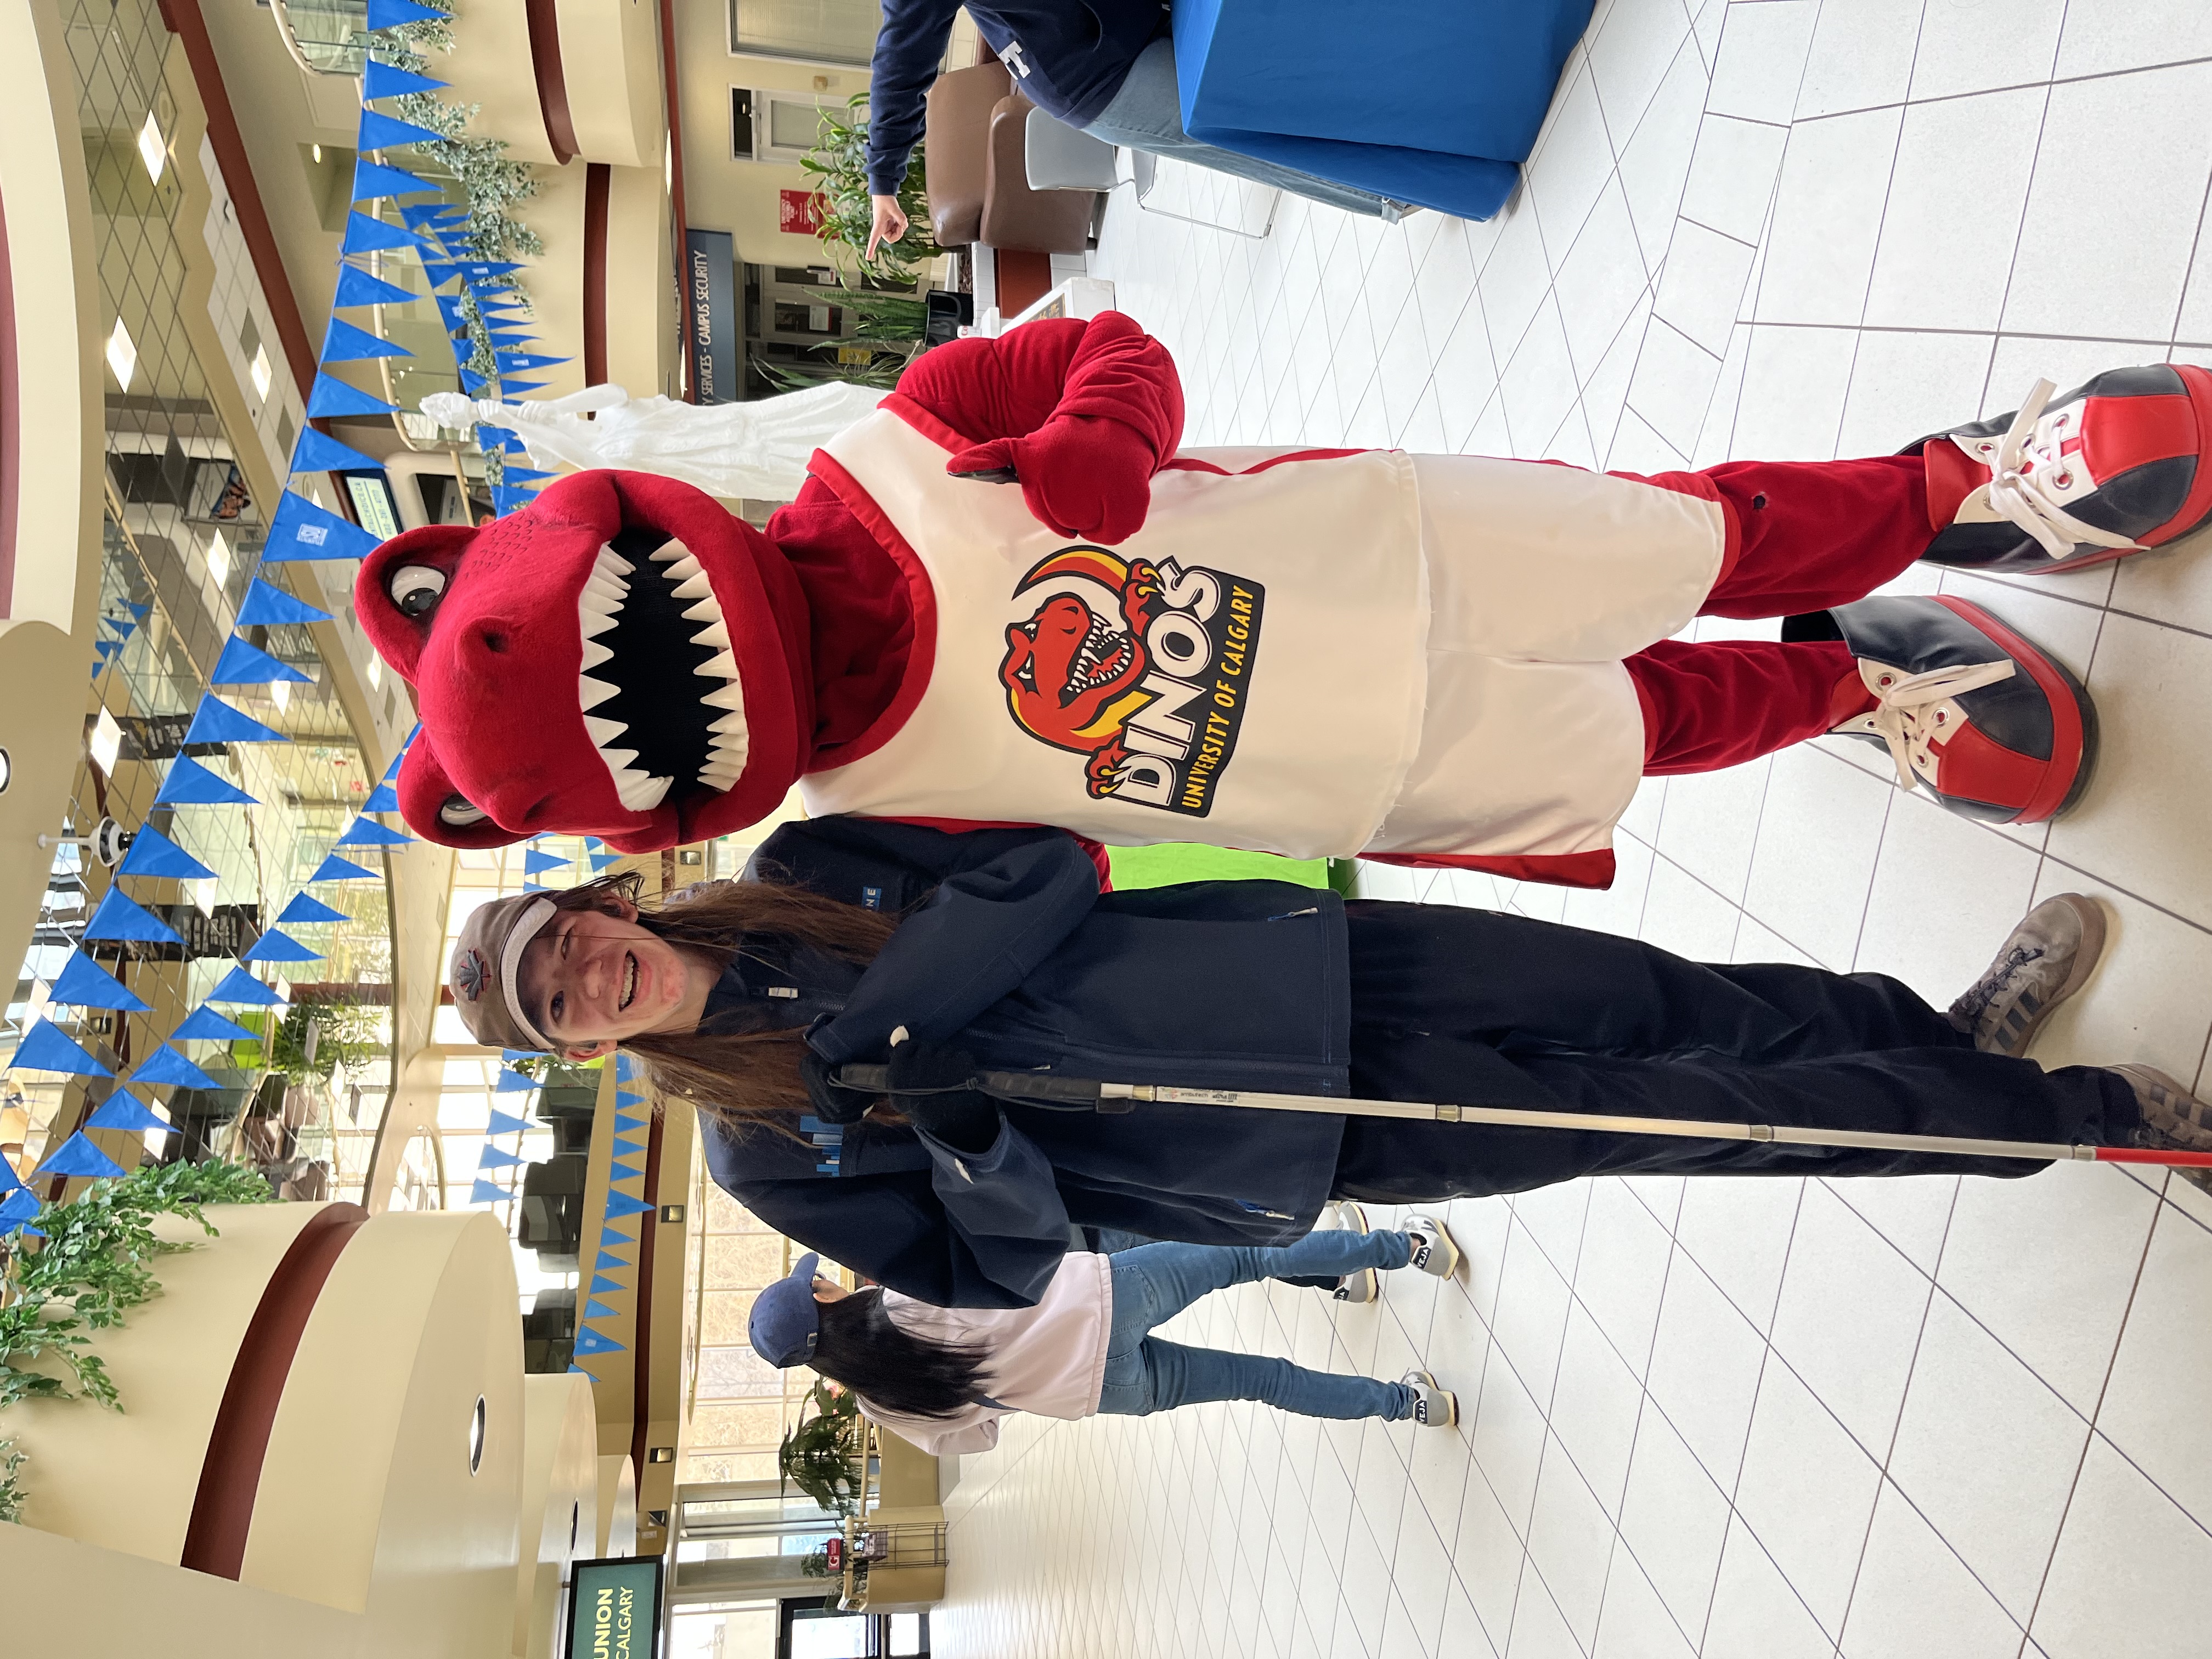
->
[1974, 377, 2146, 560]
[1859, 658, 2018, 789]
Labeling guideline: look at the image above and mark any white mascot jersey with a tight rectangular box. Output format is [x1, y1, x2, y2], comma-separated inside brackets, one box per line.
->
[800, 397, 1726, 867]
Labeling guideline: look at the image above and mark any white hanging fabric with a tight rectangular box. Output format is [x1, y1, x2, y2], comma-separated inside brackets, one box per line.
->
[419, 381, 889, 502]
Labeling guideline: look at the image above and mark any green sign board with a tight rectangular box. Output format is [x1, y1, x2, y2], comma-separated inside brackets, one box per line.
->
[565, 1556, 663, 1659]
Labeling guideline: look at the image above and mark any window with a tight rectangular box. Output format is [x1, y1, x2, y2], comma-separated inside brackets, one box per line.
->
[729, 0, 883, 66]
[732, 89, 839, 164]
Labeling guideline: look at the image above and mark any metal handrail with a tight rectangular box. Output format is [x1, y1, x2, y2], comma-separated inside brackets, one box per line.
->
[267, 0, 359, 77]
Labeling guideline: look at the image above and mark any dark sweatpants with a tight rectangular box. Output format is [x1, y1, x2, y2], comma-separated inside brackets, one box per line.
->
[1329, 902, 2141, 1203]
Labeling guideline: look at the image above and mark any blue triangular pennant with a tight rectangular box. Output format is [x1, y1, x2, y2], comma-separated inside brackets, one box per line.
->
[615, 1053, 639, 1081]
[432, 293, 471, 334]
[117, 823, 217, 882]
[35, 1132, 126, 1181]
[613, 1135, 646, 1158]
[601, 1220, 636, 1240]
[292, 426, 383, 474]
[0, 1154, 22, 1195]
[335, 816, 413, 847]
[264, 489, 382, 562]
[332, 264, 417, 308]
[83, 886, 183, 944]
[210, 634, 312, 686]
[363, 58, 448, 98]
[352, 159, 437, 202]
[590, 1273, 623, 1295]
[0, 1189, 43, 1233]
[610, 1159, 644, 1183]
[133, 1045, 220, 1091]
[236, 578, 332, 628]
[603, 1189, 655, 1220]
[308, 852, 379, 882]
[493, 1067, 537, 1092]
[594, 1248, 630, 1270]
[358, 108, 443, 151]
[478, 1143, 526, 1170]
[362, 783, 400, 812]
[183, 694, 284, 746]
[320, 316, 411, 364]
[589, 853, 622, 871]
[457, 366, 492, 396]
[583, 1298, 620, 1321]
[307, 371, 399, 420]
[155, 754, 258, 807]
[485, 1109, 532, 1138]
[494, 351, 568, 373]
[340, 210, 416, 255]
[171, 1004, 258, 1042]
[47, 951, 151, 1012]
[86, 1091, 171, 1133]
[242, 928, 323, 964]
[206, 966, 283, 1006]
[276, 891, 349, 926]
[469, 1178, 510, 1204]
[572, 1325, 627, 1357]
[615, 1090, 645, 1110]
[366, 0, 448, 27]
[522, 850, 568, 874]
[501, 1048, 539, 1064]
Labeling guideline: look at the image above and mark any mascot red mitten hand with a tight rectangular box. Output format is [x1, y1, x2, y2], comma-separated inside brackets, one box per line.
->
[946, 413, 1157, 544]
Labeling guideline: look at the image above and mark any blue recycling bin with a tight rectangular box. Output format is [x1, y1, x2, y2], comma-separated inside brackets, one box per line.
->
[1171, 0, 1595, 221]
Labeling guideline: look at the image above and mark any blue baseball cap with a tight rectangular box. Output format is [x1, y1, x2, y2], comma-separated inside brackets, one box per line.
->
[749, 1251, 824, 1367]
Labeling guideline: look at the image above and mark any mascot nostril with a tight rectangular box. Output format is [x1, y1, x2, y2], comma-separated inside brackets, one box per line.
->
[439, 794, 490, 828]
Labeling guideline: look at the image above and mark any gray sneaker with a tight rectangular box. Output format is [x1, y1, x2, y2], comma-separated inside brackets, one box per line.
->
[1402, 1214, 1460, 1279]
[1331, 1199, 1372, 1237]
[2113, 1064, 2212, 1195]
[1401, 1368, 1457, 1429]
[1948, 894, 2107, 1058]
[1333, 1267, 1378, 1304]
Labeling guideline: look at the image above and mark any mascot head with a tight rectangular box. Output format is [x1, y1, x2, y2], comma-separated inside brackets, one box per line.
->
[356, 470, 809, 851]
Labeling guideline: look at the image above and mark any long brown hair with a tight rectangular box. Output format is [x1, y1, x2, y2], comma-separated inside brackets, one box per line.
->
[550, 870, 899, 1139]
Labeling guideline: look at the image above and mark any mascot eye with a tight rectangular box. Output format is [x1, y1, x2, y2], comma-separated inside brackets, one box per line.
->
[390, 564, 448, 618]
[439, 793, 489, 828]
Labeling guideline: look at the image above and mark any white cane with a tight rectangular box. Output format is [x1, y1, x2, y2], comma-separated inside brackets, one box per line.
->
[831, 1065, 2212, 1171]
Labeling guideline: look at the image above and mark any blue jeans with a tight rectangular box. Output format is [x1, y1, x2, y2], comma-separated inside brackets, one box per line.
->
[1094, 1231, 1418, 1422]
[1082, 37, 1404, 221]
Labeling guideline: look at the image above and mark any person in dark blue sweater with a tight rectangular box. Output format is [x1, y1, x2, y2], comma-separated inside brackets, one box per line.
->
[445, 819, 2207, 1308]
[860, 0, 1406, 258]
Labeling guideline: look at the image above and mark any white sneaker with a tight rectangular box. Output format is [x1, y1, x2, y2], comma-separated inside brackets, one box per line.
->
[1332, 1267, 1378, 1304]
[1401, 1368, 1457, 1429]
[1402, 1214, 1459, 1278]
[1331, 1199, 1371, 1236]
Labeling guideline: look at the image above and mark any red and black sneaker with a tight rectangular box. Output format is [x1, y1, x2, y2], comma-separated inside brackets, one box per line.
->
[1908, 365, 2212, 576]
[1781, 595, 2096, 825]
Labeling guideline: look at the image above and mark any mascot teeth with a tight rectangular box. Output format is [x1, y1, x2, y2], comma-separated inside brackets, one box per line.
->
[569, 537, 749, 815]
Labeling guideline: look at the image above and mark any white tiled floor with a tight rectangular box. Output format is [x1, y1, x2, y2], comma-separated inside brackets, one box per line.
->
[933, 4, 2212, 1654]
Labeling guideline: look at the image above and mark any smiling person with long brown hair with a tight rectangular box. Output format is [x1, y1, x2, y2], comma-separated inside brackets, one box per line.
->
[446, 817, 2208, 1309]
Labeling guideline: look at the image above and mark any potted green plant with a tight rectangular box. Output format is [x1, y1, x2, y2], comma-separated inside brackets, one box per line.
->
[777, 1376, 866, 1517]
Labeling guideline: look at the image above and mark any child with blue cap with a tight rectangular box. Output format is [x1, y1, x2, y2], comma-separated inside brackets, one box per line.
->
[747, 1205, 1463, 1455]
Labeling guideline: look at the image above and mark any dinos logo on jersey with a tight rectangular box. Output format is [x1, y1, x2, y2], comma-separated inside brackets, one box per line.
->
[998, 545, 1265, 817]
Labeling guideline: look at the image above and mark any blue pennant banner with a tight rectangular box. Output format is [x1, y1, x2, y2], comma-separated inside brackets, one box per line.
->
[432, 293, 471, 334]
[86, 1091, 171, 1133]
[291, 426, 383, 474]
[572, 1325, 627, 1357]
[83, 886, 183, 944]
[469, 1177, 510, 1205]
[320, 316, 412, 364]
[457, 367, 493, 397]
[590, 1273, 623, 1295]
[264, 489, 383, 562]
[0, 1153, 22, 1194]
[351, 159, 437, 202]
[236, 577, 333, 628]
[47, 951, 151, 1012]
[493, 1067, 537, 1092]
[308, 851, 380, 882]
[603, 1189, 655, 1221]
[366, 0, 449, 30]
[363, 58, 448, 98]
[332, 264, 417, 308]
[171, 1004, 258, 1043]
[206, 966, 284, 1006]
[422, 261, 463, 291]
[616, 1053, 639, 1081]
[117, 823, 217, 881]
[0, 1190, 43, 1234]
[615, 1090, 645, 1110]
[242, 928, 323, 964]
[155, 754, 258, 807]
[495, 351, 569, 373]
[594, 1248, 630, 1270]
[335, 816, 413, 848]
[362, 783, 400, 812]
[340, 210, 416, 256]
[210, 634, 312, 686]
[522, 849, 569, 874]
[35, 1132, 126, 1181]
[610, 1159, 644, 1183]
[589, 853, 622, 871]
[478, 1143, 526, 1170]
[133, 1045, 220, 1091]
[358, 108, 443, 151]
[583, 1297, 619, 1322]
[307, 371, 400, 420]
[182, 694, 284, 746]
[500, 1048, 539, 1063]
[485, 1107, 532, 1137]
[276, 891, 350, 926]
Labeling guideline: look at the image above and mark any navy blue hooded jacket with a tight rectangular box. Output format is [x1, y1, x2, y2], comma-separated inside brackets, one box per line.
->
[702, 817, 1349, 1307]
[865, 0, 1170, 194]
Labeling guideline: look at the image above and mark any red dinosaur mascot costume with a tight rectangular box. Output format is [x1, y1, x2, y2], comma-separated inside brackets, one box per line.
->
[356, 314, 2211, 885]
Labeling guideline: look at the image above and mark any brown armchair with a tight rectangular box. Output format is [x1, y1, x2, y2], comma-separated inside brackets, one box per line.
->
[924, 62, 1097, 255]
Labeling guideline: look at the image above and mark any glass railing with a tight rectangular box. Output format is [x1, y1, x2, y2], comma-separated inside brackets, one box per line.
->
[271, 0, 371, 77]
